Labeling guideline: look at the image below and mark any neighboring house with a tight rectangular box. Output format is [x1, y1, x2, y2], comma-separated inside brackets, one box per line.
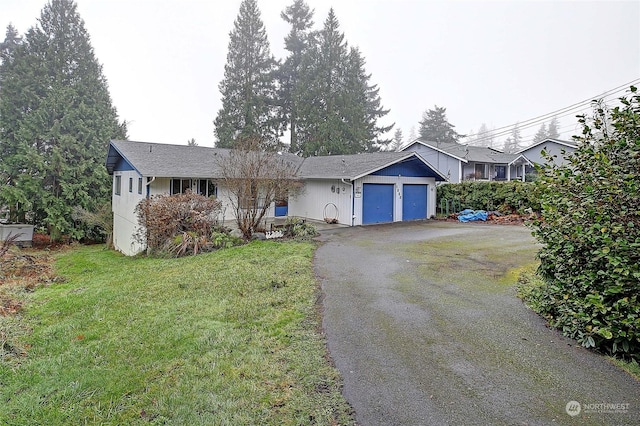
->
[516, 138, 577, 172]
[402, 137, 577, 183]
[402, 140, 531, 183]
[106, 140, 447, 256]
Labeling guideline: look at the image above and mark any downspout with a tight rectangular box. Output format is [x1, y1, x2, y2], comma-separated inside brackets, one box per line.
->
[145, 176, 156, 198]
[341, 178, 354, 226]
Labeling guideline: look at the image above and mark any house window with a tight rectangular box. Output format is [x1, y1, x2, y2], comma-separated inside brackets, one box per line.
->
[170, 178, 217, 197]
[138, 178, 143, 194]
[114, 175, 121, 195]
[475, 164, 487, 179]
[129, 177, 133, 193]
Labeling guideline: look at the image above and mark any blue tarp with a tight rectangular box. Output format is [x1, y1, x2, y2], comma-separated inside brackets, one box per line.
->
[458, 209, 488, 222]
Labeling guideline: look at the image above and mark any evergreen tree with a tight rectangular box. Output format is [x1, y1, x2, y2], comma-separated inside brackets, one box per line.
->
[475, 122, 494, 147]
[280, 0, 314, 152]
[503, 123, 522, 153]
[533, 122, 549, 144]
[214, 0, 282, 149]
[295, 9, 392, 156]
[548, 116, 560, 139]
[342, 47, 393, 152]
[296, 8, 348, 156]
[0, 0, 126, 240]
[187, 138, 197, 146]
[418, 105, 463, 144]
[390, 128, 404, 151]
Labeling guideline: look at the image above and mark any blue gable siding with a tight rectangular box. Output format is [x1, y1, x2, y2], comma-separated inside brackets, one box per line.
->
[371, 158, 439, 178]
[114, 156, 135, 172]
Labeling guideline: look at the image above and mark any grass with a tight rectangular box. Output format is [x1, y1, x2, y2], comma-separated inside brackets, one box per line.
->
[0, 242, 354, 425]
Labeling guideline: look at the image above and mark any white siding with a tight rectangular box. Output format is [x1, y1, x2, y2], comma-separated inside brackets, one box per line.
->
[112, 170, 146, 256]
[288, 179, 353, 225]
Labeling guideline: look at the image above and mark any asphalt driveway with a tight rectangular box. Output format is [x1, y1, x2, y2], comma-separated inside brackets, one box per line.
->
[315, 221, 639, 426]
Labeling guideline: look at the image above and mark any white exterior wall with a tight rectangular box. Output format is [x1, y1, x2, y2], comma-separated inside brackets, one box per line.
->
[288, 179, 353, 225]
[112, 170, 147, 256]
[352, 176, 437, 226]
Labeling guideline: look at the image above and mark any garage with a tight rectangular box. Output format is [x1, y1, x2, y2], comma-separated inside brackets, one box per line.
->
[402, 184, 428, 221]
[362, 183, 394, 224]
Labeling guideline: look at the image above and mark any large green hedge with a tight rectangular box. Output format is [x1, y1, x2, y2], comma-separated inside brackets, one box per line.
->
[436, 181, 541, 215]
[527, 87, 640, 360]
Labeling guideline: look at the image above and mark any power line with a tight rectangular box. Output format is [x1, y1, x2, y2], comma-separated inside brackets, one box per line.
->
[463, 78, 639, 145]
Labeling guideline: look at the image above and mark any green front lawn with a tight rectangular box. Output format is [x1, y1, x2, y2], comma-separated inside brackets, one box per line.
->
[0, 242, 354, 425]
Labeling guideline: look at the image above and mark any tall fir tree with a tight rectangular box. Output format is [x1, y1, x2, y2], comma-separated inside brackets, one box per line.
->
[503, 123, 522, 153]
[279, 0, 314, 152]
[474, 122, 494, 147]
[418, 105, 463, 144]
[548, 116, 560, 139]
[533, 122, 549, 144]
[296, 8, 347, 156]
[295, 9, 392, 156]
[390, 128, 404, 151]
[214, 0, 282, 149]
[0, 0, 126, 239]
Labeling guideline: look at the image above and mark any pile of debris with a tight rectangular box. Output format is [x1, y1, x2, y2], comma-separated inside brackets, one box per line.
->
[442, 209, 537, 225]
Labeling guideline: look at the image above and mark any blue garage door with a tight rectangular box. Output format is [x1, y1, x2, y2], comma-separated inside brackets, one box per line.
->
[363, 184, 394, 224]
[402, 184, 428, 221]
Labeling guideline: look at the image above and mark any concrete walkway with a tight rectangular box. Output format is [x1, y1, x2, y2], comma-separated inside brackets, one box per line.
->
[315, 221, 639, 426]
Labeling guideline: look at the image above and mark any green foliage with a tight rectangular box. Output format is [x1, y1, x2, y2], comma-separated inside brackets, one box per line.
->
[293, 9, 392, 156]
[0, 1, 126, 240]
[283, 216, 318, 239]
[1, 244, 355, 424]
[214, 0, 282, 148]
[436, 181, 540, 214]
[418, 105, 463, 144]
[529, 86, 640, 360]
[279, 0, 315, 152]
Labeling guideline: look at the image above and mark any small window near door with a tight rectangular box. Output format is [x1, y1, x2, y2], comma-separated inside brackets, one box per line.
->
[129, 177, 133, 193]
[115, 175, 121, 195]
[138, 177, 143, 194]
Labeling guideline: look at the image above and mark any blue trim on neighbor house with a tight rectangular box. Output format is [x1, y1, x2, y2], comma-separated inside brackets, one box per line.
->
[371, 157, 440, 178]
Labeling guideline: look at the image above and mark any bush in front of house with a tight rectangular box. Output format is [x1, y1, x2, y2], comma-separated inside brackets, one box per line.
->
[436, 181, 541, 215]
[134, 192, 241, 257]
[526, 87, 640, 361]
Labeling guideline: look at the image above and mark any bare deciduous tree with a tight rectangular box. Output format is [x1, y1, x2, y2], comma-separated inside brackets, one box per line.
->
[216, 137, 302, 239]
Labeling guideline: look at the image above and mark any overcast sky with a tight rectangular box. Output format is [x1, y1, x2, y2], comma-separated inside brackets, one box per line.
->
[2, 0, 639, 148]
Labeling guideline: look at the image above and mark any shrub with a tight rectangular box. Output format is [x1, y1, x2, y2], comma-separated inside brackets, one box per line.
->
[436, 181, 540, 215]
[134, 192, 224, 256]
[528, 86, 640, 360]
[283, 217, 318, 239]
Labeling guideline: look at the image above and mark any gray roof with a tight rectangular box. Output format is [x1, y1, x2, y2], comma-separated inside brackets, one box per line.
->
[408, 140, 520, 164]
[106, 140, 447, 181]
[106, 140, 303, 177]
[516, 138, 577, 154]
[297, 151, 436, 179]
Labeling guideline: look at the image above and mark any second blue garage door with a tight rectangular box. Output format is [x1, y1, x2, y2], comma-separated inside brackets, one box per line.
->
[363, 184, 394, 224]
[402, 184, 428, 221]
